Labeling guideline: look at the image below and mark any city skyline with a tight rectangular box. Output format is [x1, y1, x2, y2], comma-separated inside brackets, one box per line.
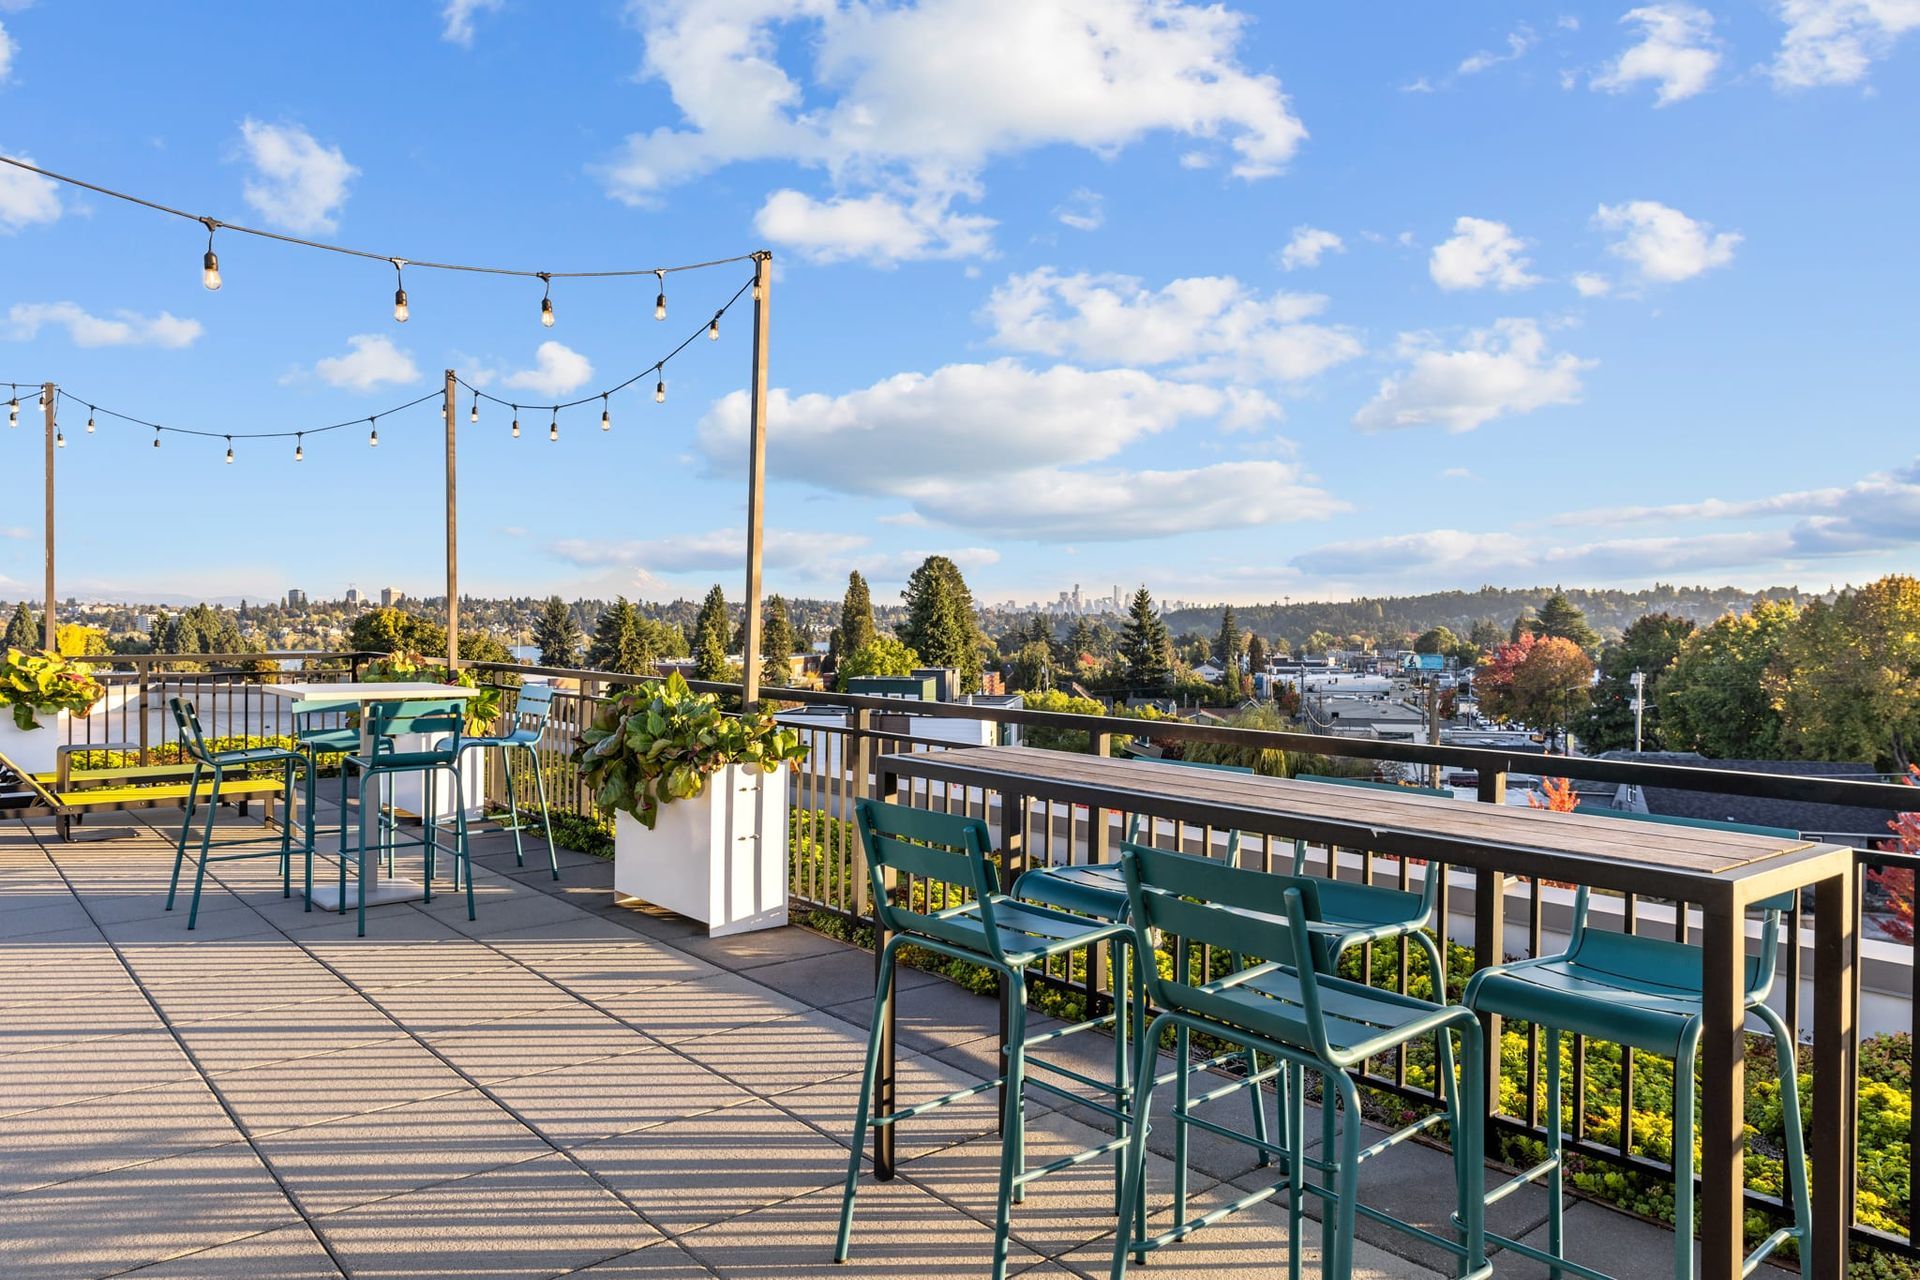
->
[0, 5, 1915, 606]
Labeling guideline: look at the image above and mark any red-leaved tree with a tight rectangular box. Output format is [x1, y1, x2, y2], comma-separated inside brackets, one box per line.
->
[1870, 763, 1918, 943]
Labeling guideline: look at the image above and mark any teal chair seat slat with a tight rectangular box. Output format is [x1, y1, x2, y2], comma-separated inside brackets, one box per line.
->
[343, 747, 455, 770]
[1015, 861, 1127, 918]
[920, 896, 1128, 965]
[297, 726, 360, 752]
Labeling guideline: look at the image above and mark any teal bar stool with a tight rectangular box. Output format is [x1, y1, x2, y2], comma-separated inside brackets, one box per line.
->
[835, 799, 1144, 1280]
[1109, 842, 1491, 1280]
[459, 682, 559, 879]
[165, 697, 305, 929]
[1013, 756, 1275, 1189]
[335, 699, 472, 937]
[291, 703, 360, 908]
[1291, 774, 1453, 984]
[1462, 810, 1812, 1280]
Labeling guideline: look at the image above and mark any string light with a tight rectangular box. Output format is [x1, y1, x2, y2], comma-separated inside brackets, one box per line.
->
[7, 394, 16, 427]
[469, 394, 479, 424]
[600, 394, 610, 431]
[391, 259, 409, 323]
[55, 427, 65, 448]
[655, 370, 666, 403]
[368, 417, 379, 447]
[539, 273, 555, 327]
[708, 312, 721, 341]
[86, 407, 95, 434]
[510, 407, 520, 438]
[654, 270, 667, 321]
[548, 411, 558, 442]
[224, 436, 234, 464]
[294, 433, 304, 462]
[153, 427, 160, 448]
[201, 218, 221, 291]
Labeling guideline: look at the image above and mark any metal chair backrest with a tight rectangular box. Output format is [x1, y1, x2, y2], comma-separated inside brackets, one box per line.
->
[1571, 807, 1802, 999]
[508, 683, 556, 732]
[168, 696, 214, 765]
[1118, 841, 1332, 1057]
[364, 700, 464, 763]
[853, 799, 1011, 961]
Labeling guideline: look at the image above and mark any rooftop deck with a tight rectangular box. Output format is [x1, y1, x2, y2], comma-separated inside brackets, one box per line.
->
[1, 806, 1698, 1280]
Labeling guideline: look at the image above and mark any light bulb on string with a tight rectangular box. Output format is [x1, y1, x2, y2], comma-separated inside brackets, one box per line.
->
[654, 270, 667, 321]
[153, 428, 161, 449]
[469, 394, 479, 424]
[548, 412, 558, 442]
[391, 259, 409, 323]
[86, 408, 95, 434]
[601, 394, 611, 431]
[225, 436, 234, 465]
[368, 418, 379, 448]
[539, 273, 555, 327]
[708, 313, 721, 341]
[654, 371, 666, 404]
[294, 433, 304, 462]
[201, 219, 222, 291]
[55, 428, 64, 449]
[7, 392, 17, 428]
[510, 407, 520, 438]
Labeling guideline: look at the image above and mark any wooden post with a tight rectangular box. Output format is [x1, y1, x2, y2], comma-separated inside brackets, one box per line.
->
[740, 252, 772, 708]
[1473, 767, 1508, 1134]
[42, 382, 55, 652]
[443, 370, 459, 670]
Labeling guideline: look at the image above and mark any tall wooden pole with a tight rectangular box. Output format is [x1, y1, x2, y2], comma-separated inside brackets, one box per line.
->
[444, 369, 459, 670]
[740, 251, 772, 707]
[42, 382, 55, 653]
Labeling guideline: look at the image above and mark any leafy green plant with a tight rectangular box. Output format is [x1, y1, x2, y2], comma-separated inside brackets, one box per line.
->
[361, 654, 501, 734]
[573, 671, 808, 829]
[0, 647, 106, 730]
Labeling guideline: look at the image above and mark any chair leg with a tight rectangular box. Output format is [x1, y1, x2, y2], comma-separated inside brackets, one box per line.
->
[1546, 1027, 1565, 1279]
[455, 766, 474, 921]
[1111, 936, 1130, 1213]
[835, 937, 901, 1262]
[1109, 1010, 1170, 1280]
[337, 764, 352, 915]
[1749, 1003, 1811, 1278]
[187, 771, 221, 930]
[528, 745, 559, 880]
[1415, 928, 1447, 1001]
[422, 768, 438, 899]
[1174, 1021, 1192, 1227]
[1453, 1018, 1489, 1279]
[1328, 1072, 1362, 1280]
[503, 748, 526, 867]
[166, 763, 202, 911]
[280, 758, 295, 897]
[1287, 1061, 1307, 1280]
[1673, 1031, 1699, 1280]
[302, 750, 316, 911]
[992, 973, 1030, 1280]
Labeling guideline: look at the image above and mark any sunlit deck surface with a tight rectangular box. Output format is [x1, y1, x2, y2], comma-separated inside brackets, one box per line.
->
[0, 809, 1687, 1280]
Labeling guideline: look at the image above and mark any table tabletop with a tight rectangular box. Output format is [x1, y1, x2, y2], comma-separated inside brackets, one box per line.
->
[879, 745, 1848, 904]
[264, 681, 477, 703]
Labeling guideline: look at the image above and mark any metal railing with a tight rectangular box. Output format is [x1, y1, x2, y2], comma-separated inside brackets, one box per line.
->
[46, 652, 1910, 1260]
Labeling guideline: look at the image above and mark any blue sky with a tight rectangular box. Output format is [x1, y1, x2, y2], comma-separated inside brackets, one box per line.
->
[0, 1, 1915, 608]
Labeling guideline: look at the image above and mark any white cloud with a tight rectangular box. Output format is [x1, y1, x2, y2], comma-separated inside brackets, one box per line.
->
[440, 0, 502, 46]
[753, 189, 993, 265]
[302, 334, 419, 392]
[604, 0, 1306, 263]
[1352, 318, 1591, 433]
[875, 510, 929, 526]
[237, 119, 357, 234]
[0, 148, 60, 232]
[1441, 466, 1476, 480]
[1055, 188, 1104, 232]
[502, 341, 594, 398]
[693, 357, 1339, 540]
[0, 19, 15, 83]
[1428, 216, 1540, 291]
[1279, 225, 1344, 271]
[1458, 28, 1536, 75]
[1571, 272, 1613, 297]
[1595, 200, 1740, 282]
[549, 527, 868, 573]
[1770, 0, 1920, 88]
[1555, 460, 1920, 542]
[6, 301, 202, 348]
[982, 269, 1361, 386]
[1591, 4, 1721, 105]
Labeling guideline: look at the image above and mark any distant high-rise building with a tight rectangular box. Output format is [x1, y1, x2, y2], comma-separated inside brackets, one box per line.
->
[344, 588, 360, 607]
[380, 587, 400, 608]
[286, 589, 307, 608]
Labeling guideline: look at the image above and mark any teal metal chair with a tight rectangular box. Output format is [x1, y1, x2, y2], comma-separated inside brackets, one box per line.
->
[164, 697, 305, 929]
[835, 799, 1144, 1280]
[1013, 756, 1275, 1182]
[290, 702, 360, 908]
[1462, 810, 1812, 1280]
[1291, 774, 1452, 986]
[1109, 842, 1490, 1280]
[334, 699, 472, 937]
[459, 682, 559, 879]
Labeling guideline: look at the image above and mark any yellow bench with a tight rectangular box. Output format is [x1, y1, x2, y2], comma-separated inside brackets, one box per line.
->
[3, 745, 287, 840]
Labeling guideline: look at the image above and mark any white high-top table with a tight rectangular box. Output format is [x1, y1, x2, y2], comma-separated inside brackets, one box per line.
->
[264, 681, 477, 911]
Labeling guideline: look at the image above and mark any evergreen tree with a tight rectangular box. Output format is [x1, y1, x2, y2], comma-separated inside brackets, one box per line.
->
[1065, 617, 1100, 664]
[586, 597, 655, 676]
[532, 595, 583, 668]
[1581, 612, 1694, 753]
[1247, 634, 1268, 681]
[839, 571, 877, 656]
[1468, 618, 1506, 653]
[1215, 606, 1241, 669]
[898, 555, 985, 691]
[1119, 587, 1173, 691]
[4, 601, 39, 650]
[1528, 591, 1601, 652]
[761, 595, 796, 688]
[1010, 640, 1055, 693]
[692, 585, 732, 681]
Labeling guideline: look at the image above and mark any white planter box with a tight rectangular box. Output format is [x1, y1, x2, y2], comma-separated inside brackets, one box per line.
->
[0, 709, 69, 777]
[614, 763, 789, 937]
[380, 733, 484, 822]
